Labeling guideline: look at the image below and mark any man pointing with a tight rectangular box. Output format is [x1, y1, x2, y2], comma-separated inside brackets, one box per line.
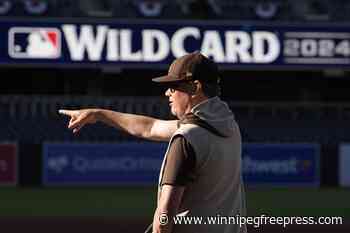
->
[60, 51, 247, 233]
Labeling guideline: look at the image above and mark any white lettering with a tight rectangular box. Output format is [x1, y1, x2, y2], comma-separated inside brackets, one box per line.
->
[201, 31, 225, 62]
[253, 31, 280, 63]
[301, 39, 318, 57]
[243, 157, 298, 174]
[225, 31, 252, 63]
[120, 29, 142, 61]
[171, 27, 200, 57]
[63, 25, 108, 61]
[107, 29, 119, 61]
[142, 29, 169, 61]
[73, 157, 89, 173]
[61, 24, 281, 64]
[72, 156, 162, 173]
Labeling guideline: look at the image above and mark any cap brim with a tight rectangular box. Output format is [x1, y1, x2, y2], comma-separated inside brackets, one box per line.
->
[152, 75, 183, 83]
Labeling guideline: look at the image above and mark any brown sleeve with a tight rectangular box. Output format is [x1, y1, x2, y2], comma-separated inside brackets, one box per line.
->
[161, 135, 196, 186]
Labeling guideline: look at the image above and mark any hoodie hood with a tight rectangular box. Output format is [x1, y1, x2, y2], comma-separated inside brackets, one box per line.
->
[185, 97, 236, 137]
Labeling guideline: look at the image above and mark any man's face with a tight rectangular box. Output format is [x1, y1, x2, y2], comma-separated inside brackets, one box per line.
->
[165, 84, 192, 119]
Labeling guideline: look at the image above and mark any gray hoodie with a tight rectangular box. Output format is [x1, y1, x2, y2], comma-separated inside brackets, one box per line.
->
[158, 97, 247, 233]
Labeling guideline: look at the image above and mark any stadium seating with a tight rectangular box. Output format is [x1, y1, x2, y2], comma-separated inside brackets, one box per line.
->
[1, 95, 349, 144]
[0, 0, 348, 22]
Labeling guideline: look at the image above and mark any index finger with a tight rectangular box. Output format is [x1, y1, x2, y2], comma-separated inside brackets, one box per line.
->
[58, 109, 76, 116]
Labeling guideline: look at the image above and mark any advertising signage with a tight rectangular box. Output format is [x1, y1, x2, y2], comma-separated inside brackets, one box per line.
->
[43, 142, 319, 187]
[242, 143, 320, 187]
[339, 144, 350, 187]
[43, 142, 167, 186]
[0, 143, 17, 186]
[0, 19, 349, 69]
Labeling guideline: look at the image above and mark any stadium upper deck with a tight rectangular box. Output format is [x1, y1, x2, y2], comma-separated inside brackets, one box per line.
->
[1, 0, 350, 22]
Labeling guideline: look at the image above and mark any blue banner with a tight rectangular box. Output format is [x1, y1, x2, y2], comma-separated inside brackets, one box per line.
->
[242, 143, 320, 187]
[43, 142, 320, 187]
[339, 144, 350, 187]
[43, 142, 167, 186]
[1, 19, 350, 69]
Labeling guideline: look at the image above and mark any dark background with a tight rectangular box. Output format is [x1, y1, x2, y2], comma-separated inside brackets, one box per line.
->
[0, 1, 350, 232]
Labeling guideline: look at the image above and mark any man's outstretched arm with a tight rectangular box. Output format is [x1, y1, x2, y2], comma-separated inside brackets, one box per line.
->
[59, 109, 177, 142]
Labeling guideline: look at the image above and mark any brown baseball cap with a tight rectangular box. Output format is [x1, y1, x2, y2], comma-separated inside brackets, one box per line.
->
[152, 51, 219, 84]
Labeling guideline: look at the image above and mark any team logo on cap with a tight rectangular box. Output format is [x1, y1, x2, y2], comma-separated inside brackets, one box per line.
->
[8, 27, 61, 59]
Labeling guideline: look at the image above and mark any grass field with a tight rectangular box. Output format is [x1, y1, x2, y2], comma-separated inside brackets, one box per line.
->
[1, 187, 349, 218]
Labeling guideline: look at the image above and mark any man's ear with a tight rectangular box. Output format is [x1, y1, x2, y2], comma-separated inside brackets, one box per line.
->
[192, 80, 201, 94]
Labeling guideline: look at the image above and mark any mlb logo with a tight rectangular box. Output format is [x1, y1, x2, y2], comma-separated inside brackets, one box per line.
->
[8, 27, 61, 59]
